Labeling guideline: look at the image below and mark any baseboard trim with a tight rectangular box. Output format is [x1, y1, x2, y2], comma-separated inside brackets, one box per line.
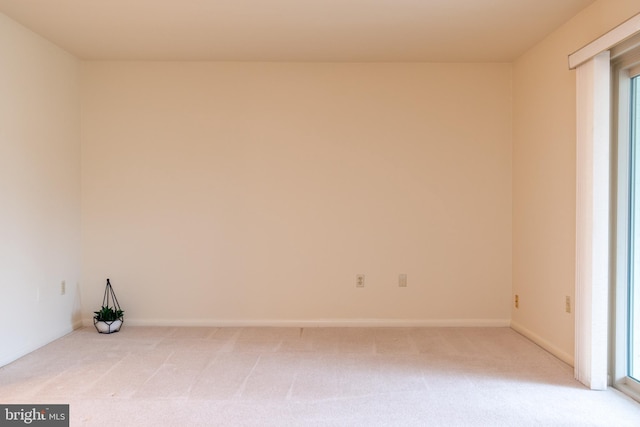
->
[83, 317, 511, 328]
[510, 320, 575, 367]
[0, 324, 77, 367]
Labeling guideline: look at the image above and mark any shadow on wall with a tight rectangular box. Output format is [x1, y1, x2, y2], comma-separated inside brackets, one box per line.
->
[71, 282, 83, 329]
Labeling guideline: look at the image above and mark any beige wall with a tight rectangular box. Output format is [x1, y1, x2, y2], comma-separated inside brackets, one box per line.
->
[512, 0, 640, 364]
[0, 13, 81, 365]
[81, 62, 513, 325]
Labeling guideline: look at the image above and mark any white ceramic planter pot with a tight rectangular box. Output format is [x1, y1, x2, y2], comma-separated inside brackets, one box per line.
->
[94, 318, 123, 334]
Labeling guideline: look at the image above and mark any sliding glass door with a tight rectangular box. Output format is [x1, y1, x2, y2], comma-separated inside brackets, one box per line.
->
[630, 74, 640, 383]
[615, 55, 640, 402]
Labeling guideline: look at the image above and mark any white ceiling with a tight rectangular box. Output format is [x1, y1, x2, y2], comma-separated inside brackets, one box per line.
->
[0, 0, 596, 62]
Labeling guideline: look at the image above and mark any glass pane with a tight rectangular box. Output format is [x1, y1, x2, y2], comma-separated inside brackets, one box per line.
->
[630, 74, 640, 382]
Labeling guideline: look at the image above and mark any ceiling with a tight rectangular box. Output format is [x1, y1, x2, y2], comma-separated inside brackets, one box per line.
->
[0, 0, 596, 62]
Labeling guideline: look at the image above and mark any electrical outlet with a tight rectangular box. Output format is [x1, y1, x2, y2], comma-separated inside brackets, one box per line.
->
[399, 274, 407, 287]
[356, 274, 365, 288]
[61, 280, 66, 295]
[515, 294, 519, 309]
[565, 296, 571, 313]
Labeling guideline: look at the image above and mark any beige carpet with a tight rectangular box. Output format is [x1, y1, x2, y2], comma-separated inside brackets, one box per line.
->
[1, 326, 639, 426]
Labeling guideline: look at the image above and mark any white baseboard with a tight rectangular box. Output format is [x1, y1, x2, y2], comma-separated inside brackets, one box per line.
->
[510, 320, 575, 367]
[0, 324, 77, 367]
[82, 317, 511, 328]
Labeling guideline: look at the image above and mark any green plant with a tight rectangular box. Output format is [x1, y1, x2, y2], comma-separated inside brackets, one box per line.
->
[93, 305, 124, 322]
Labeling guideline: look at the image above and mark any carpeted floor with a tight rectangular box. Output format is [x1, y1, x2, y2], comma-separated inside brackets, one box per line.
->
[1, 326, 639, 426]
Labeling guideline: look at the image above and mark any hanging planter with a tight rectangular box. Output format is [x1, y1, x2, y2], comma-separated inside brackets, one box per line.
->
[93, 278, 124, 334]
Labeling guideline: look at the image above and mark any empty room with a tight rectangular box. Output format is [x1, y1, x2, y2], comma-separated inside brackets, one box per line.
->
[2, 0, 640, 425]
